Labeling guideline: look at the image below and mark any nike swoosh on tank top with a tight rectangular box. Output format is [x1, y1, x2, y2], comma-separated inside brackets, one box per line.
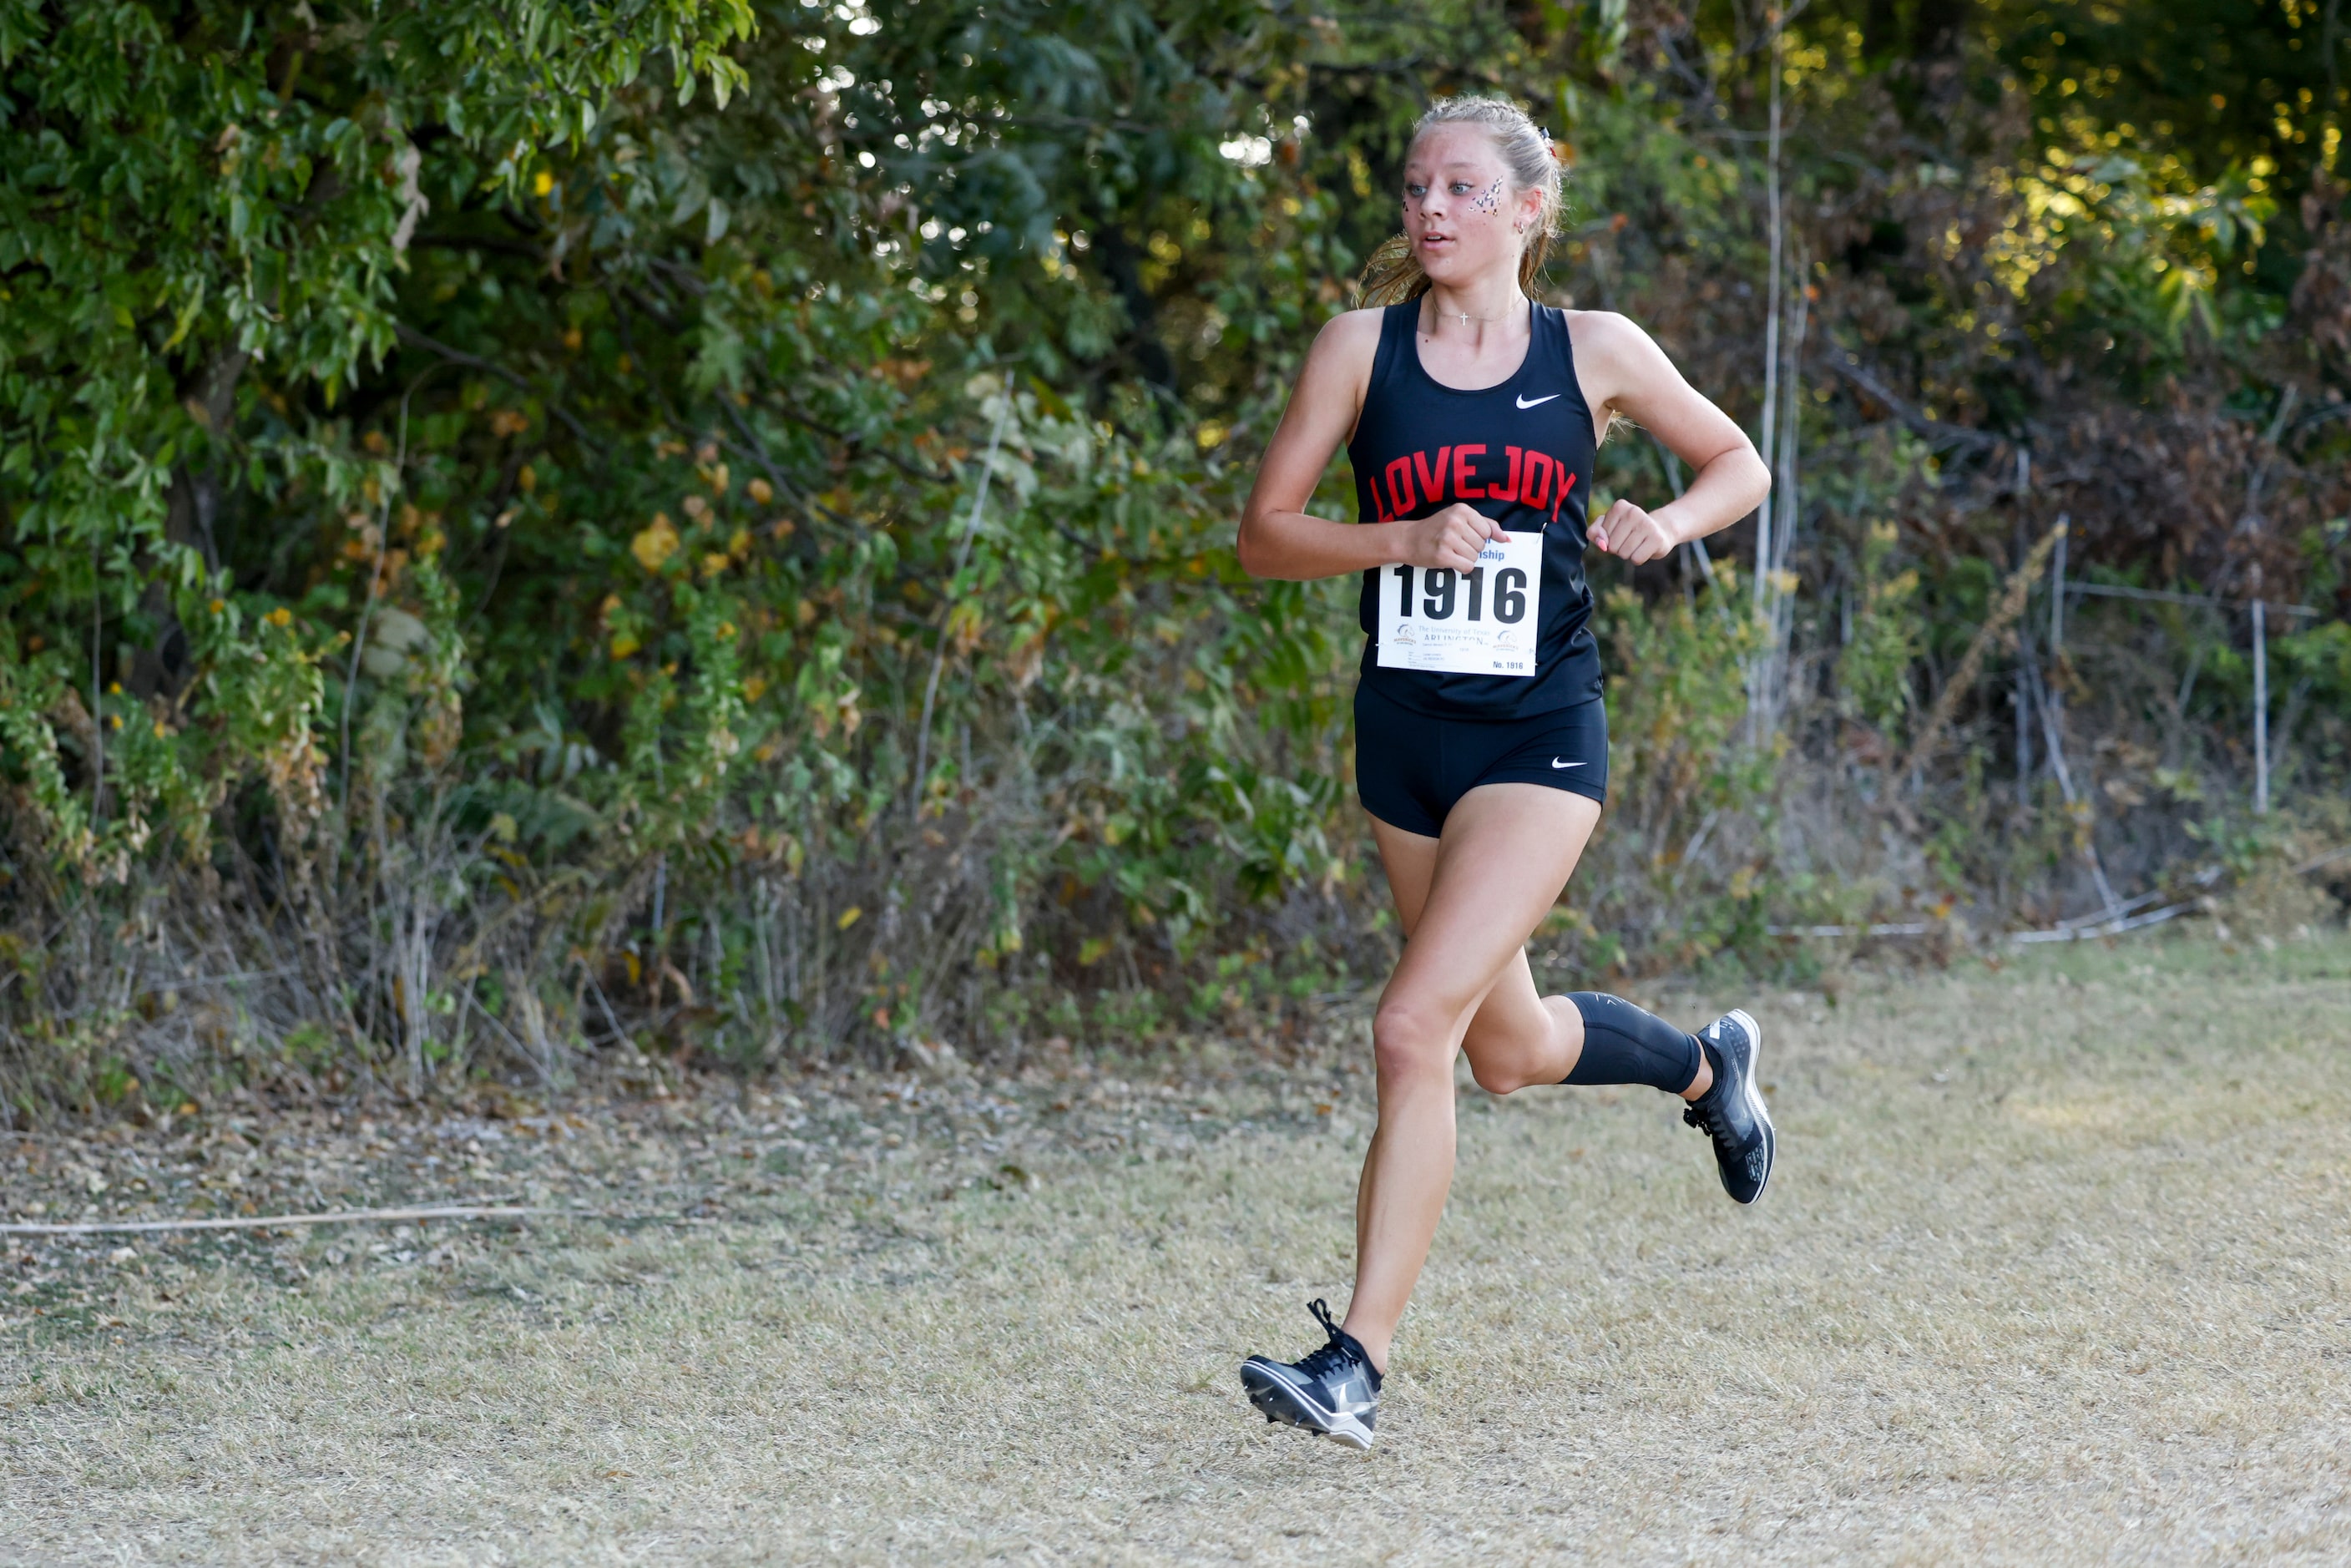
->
[1347, 300, 1604, 721]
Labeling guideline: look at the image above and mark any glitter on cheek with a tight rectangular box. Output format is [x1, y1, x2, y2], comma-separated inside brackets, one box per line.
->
[1469, 177, 1504, 215]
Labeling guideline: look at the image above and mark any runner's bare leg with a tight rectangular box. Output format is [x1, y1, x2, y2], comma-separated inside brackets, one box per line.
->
[1342, 783, 1603, 1372]
[1368, 807, 1714, 1102]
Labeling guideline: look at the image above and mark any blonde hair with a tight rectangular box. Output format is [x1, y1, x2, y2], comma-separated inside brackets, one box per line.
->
[1357, 96, 1565, 307]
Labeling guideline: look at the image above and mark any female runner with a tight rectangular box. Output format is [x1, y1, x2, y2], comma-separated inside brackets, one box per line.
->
[1233, 96, 1777, 1449]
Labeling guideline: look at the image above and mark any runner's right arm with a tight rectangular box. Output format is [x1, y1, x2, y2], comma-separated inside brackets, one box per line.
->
[1237, 311, 1502, 582]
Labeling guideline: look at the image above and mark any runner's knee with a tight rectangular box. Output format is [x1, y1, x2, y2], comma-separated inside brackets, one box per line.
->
[1466, 1052, 1545, 1095]
[1371, 996, 1457, 1085]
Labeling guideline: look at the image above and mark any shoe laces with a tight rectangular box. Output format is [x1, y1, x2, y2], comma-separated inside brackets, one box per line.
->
[1683, 1095, 1738, 1154]
[1292, 1298, 1359, 1381]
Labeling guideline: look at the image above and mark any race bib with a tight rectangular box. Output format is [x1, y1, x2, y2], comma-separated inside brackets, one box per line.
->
[1375, 530, 1542, 678]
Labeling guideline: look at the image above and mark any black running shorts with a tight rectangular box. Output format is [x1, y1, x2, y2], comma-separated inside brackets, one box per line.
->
[1353, 681, 1608, 837]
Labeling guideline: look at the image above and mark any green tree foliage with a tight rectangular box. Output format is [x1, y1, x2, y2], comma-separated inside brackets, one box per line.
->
[1838, 522, 1924, 734]
[2, 2, 2346, 1110]
[2, 0, 756, 859]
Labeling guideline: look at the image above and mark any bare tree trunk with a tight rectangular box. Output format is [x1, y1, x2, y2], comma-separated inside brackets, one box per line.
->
[1763, 260, 1808, 730]
[2013, 448, 2033, 787]
[914, 375, 1014, 821]
[1752, 9, 1784, 619]
[1747, 7, 1787, 748]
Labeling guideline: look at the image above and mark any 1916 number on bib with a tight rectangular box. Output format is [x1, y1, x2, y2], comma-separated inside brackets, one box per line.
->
[1376, 529, 1542, 677]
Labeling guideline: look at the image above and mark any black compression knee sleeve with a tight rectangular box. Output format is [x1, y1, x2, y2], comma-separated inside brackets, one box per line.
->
[1563, 993, 1704, 1094]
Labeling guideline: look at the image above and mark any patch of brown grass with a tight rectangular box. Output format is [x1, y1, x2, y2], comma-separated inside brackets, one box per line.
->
[4, 933, 2348, 1564]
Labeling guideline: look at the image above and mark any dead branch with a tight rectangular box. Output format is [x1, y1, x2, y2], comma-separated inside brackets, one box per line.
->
[1899, 518, 2067, 779]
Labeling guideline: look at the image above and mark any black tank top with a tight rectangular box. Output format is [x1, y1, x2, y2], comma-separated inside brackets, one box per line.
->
[1348, 299, 1602, 720]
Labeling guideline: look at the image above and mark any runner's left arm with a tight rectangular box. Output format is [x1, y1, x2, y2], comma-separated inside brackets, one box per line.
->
[1571, 313, 1770, 567]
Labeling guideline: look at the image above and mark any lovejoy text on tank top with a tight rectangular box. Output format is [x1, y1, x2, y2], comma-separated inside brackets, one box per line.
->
[1347, 299, 1602, 721]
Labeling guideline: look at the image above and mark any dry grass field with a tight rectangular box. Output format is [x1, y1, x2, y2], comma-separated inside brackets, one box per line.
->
[5, 933, 2349, 1565]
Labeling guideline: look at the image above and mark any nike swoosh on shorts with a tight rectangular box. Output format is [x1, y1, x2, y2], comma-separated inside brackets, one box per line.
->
[1551, 758, 1585, 769]
[1516, 392, 1561, 408]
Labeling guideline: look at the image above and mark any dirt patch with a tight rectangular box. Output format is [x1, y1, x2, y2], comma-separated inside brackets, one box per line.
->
[3, 1027, 1372, 1341]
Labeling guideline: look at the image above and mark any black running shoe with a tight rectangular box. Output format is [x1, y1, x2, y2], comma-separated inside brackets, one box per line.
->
[1240, 1299, 1382, 1450]
[1684, 1009, 1775, 1204]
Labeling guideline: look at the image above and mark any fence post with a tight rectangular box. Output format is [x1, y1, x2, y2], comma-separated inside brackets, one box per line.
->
[2252, 597, 2269, 816]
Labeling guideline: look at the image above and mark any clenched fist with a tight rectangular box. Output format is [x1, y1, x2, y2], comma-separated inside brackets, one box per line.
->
[1589, 498, 1681, 564]
[1397, 502, 1505, 572]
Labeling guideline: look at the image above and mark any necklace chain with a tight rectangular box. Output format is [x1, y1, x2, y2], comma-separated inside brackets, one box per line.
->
[1428, 297, 1527, 330]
